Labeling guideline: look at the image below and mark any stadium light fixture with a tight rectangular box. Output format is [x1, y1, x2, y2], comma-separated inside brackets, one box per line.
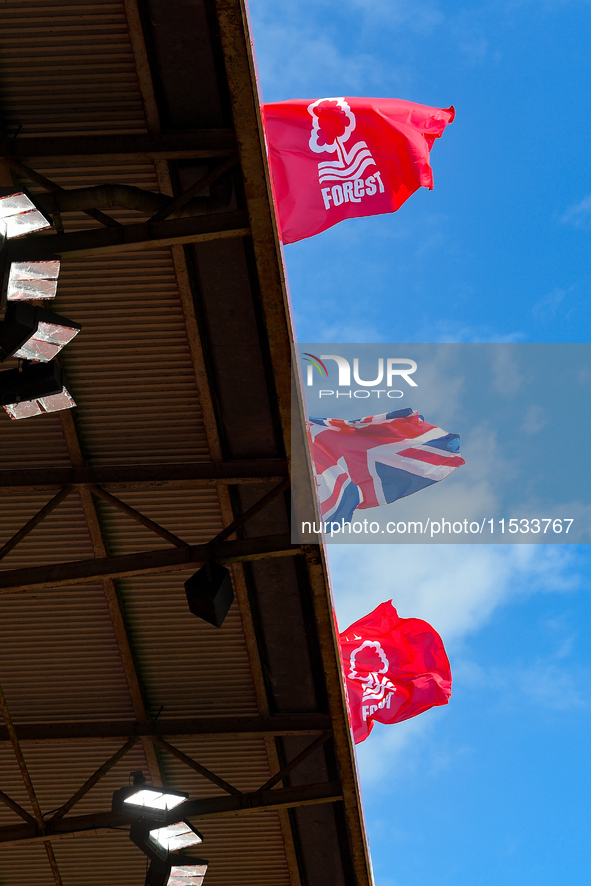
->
[130, 819, 204, 863]
[112, 771, 188, 823]
[184, 561, 234, 628]
[4, 257, 61, 302]
[0, 302, 80, 363]
[0, 188, 52, 238]
[0, 361, 76, 420]
[145, 856, 209, 886]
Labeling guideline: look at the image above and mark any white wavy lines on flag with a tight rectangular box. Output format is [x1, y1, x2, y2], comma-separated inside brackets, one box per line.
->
[361, 674, 397, 704]
[317, 140, 376, 182]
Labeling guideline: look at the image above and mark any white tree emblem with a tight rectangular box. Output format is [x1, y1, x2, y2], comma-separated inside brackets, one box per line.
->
[307, 97, 377, 183]
[349, 640, 397, 706]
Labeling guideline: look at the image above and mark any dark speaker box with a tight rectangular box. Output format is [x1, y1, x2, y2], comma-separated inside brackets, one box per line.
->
[184, 561, 234, 628]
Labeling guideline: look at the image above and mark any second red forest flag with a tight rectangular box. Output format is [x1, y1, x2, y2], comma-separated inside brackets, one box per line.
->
[263, 97, 454, 244]
[339, 601, 452, 744]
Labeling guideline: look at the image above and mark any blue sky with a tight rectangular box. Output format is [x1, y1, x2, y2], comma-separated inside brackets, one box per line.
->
[248, 1, 591, 884]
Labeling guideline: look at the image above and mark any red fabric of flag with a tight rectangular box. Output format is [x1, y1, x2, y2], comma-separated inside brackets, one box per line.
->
[263, 97, 454, 244]
[339, 601, 451, 744]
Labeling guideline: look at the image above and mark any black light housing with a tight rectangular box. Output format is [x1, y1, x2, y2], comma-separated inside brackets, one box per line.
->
[0, 361, 76, 420]
[145, 855, 209, 886]
[0, 188, 52, 238]
[130, 819, 204, 863]
[184, 561, 234, 628]
[0, 302, 80, 363]
[111, 772, 188, 823]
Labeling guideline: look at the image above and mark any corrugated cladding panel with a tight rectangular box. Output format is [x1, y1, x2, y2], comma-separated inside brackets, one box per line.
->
[57, 250, 210, 465]
[120, 573, 258, 718]
[0, 0, 148, 137]
[0, 584, 136, 724]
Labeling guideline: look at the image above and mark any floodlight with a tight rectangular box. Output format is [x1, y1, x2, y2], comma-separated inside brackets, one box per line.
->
[184, 561, 234, 628]
[145, 855, 209, 886]
[5, 257, 61, 301]
[130, 819, 203, 863]
[0, 302, 80, 363]
[112, 772, 188, 823]
[0, 188, 52, 238]
[0, 361, 75, 420]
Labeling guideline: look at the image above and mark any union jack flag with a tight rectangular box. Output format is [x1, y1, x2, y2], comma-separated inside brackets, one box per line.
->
[308, 407, 465, 522]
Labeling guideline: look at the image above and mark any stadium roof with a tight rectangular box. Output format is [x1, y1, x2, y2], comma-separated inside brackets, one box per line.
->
[0, 1, 372, 885]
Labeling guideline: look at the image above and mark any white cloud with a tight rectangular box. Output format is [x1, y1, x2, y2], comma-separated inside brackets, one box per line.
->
[418, 319, 526, 343]
[520, 404, 547, 435]
[489, 345, 526, 395]
[561, 195, 591, 228]
[354, 706, 452, 784]
[346, 0, 445, 35]
[327, 543, 583, 644]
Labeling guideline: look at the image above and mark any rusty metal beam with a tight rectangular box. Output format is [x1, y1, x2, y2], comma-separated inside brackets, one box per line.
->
[215, 0, 293, 461]
[0, 459, 289, 492]
[0, 131, 237, 161]
[258, 732, 333, 793]
[122, 0, 162, 132]
[303, 546, 374, 886]
[4, 211, 250, 260]
[50, 737, 139, 821]
[0, 789, 36, 826]
[152, 736, 241, 796]
[58, 411, 163, 786]
[0, 486, 72, 560]
[0, 682, 64, 885]
[3, 158, 121, 229]
[0, 534, 300, 594]
[208, 478, 290, 546]
[0, 715, 333, 745]
[0, 782, 343, 847]
[90, 485, 189, 549]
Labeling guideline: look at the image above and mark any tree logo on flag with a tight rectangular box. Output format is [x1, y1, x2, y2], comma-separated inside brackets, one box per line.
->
[348, 639, 397, 710]
[307, 97, 378, 184]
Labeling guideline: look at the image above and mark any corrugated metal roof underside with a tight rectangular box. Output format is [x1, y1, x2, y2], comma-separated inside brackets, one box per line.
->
[0, 1, 296, 884]
[0, 0, 148, 137]
[0, 815, 290, 886]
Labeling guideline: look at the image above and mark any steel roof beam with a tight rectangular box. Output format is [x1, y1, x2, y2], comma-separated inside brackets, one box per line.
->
[0, 131, 237, 161]
[0, 782, 343, 847]
[0, 715, 332, 744]
[0, 459, 289, 492]
[0, 534, 301, 594]
[4, 211, 250, 260]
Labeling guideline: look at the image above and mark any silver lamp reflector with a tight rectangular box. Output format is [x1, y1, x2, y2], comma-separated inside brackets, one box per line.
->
[145, 857, 208, 886]
[4, 387, 76, 421]
[0, 361, 75, 421]
[124, 788, 187, 812]
[13, 319, 79, 362]
[0, 303, 81, 364]
[167, 862, 208, 886]
[7, 260, 60, 301]
[149, 822, 203, 853]
[0, 190, 52, 238]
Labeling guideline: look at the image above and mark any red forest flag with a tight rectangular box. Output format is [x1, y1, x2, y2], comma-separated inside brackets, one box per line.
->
[338, 601, 451, 744]
[263, 97, 454, 244]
